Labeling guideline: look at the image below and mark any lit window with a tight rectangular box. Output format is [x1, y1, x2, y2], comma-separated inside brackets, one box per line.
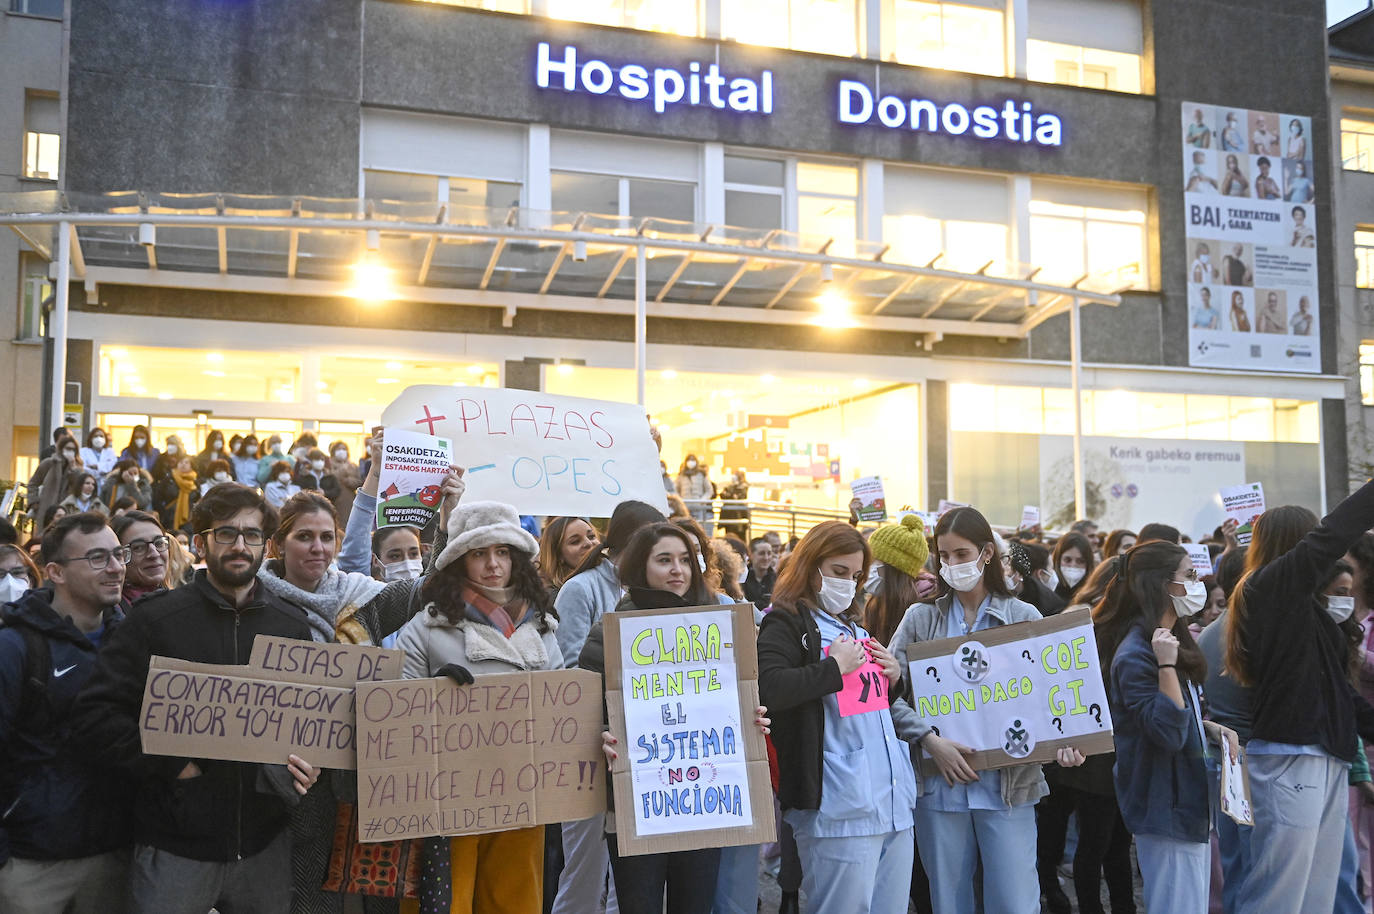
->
[1025, 0, 1143, 93]
[883, 165, 1009, 272]
[546, 0, 701, 35]
[320, 356, 498, 407]
[722, 0, 859, 58]
[891, 1, 1006, 76]
[1357, 230, 1374, 289]
[19, 254, 50, 341]
[97, 346, 302, 404]
[22, 92, 60, 181]
[1342, 118, 1374, 173]
[412, 0, 527, 11]
[1362, 344, 1374, 406]
[552, 172, 696, 222]
[1026, 41, 1142, 93]
[1030, 181, 1148, 289]
[364, 170, 522, 210]
[724, 155, 785, 231]
[797, 161, 859, 254]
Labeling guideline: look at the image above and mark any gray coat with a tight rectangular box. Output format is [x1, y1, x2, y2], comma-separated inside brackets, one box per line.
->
[553, 559, 623, 668]
[887, 591, 1049, 808]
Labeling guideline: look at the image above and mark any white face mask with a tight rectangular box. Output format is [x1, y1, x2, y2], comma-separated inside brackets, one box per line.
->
[277, 473, 292, 485]
[333, 449, 347, 461]
[1039, 569, 1060, 591]
[1326, 595, 1357, 624]
[1005, 574, 1020, 591]
[0, 574, 29, 604]
[165, 444, 178, 455]
[864, 562, 884, 596]
[736, 568, 749, 584]
[91, 436, 105, 449]
[383, 558, 424, 582]
[213, 471, 230, 483]
[1199, 253, 1210, 264]
[696, 554, 706, 574]
[1171, 580, 1209, 618]
[209, 441, 222, 452]
[293, 447, 308, 460]
[311, 459, 326, 471]
[940, 558, 985, 593]
[817, 574, 857, 614]
[1060, 566, 1087, 588]
[133, 437, 146, 448]
[62, 450, 76, 461]
[686, 460, 697, 470]
[246, 444, 258, 456]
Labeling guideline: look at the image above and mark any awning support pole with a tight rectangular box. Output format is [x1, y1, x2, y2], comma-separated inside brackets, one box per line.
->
[50, 220, 71, 438]
[1070, 295, 1086, 523]
[635, 242, 647, 407]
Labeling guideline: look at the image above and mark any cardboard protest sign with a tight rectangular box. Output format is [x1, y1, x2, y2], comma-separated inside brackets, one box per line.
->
[936, 499, 968, 517]
[1220, 738, 1254, 826]
[604, 603, 775, 856]
[827, 639, 890, 717]
[1184, 543, 1214, 577]
[1220, 482, 1265, 546]
[849, 476, 887, 523]
[381, 386, 669, 518]
[377, 429, 453, 528]
[354, 669, 605, 842]
[140, 636, 404, 769]
[905, 608, 1114, 772]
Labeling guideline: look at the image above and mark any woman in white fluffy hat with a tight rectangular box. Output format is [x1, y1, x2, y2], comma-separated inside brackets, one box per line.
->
[394, 499, 560, 914]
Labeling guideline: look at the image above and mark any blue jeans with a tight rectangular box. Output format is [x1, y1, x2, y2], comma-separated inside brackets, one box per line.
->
[792, 827, 913, 914]
[914, 804, 1039, 914]
[711, 844, 759, 914]
[1337, 820, 1365, 914]
[1135, 834, 1209, 914]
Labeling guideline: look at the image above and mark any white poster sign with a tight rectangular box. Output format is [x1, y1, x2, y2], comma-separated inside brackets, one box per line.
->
[615, 608, 754, 837]
[1219, 481, 1266, 545]
[1182, 102, 1319, 373]
[905, 610, 1114, 770]
[381, 386, 669, 517]
[1040, 436, 1246, 536]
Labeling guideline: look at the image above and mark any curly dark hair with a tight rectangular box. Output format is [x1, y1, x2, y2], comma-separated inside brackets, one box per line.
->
[421, 546, 554, 633]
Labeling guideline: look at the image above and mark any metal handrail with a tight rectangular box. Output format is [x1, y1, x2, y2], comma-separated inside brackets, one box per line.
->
[678, 497, 852, 540]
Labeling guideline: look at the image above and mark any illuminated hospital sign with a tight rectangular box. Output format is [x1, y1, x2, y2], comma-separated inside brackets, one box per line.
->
[534, 42, 1063, 148]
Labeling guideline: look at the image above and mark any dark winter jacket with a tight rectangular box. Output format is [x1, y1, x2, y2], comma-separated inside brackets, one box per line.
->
[757, 602, 843, 811]
[72, 570, 314, 861]
[0, 588, 131, 863]
[1239, 477, 1374, 761]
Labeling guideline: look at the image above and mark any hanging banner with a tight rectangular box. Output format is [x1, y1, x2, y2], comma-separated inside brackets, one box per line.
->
[139, 636, 404, 769]
[354, 669, 606, 841]
[905, 608, 1115, 771]
[1182, 102, 1319, 373]
[381, 386, 669, 518]
[603, 603, 775, 856]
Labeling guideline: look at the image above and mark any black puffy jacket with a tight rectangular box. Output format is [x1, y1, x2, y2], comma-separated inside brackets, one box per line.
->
[72, 570, 312, 861]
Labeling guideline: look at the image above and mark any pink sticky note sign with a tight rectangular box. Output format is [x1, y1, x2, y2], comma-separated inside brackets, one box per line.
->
[826, 638, 891, 717]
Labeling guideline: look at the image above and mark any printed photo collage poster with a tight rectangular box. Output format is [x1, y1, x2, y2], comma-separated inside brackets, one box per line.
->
[1182, 102, 1320, 372]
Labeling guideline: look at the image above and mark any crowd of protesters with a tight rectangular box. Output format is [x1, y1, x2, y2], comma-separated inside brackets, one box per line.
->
[3, 420, 1373, 914]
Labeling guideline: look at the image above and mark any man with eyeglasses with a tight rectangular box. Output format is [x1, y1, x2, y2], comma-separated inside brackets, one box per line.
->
[0, 512, 133, 913]
[74, 484, 318, 914]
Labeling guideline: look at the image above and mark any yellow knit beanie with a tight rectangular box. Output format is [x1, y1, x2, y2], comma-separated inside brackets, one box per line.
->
[868, 514, 930, 579]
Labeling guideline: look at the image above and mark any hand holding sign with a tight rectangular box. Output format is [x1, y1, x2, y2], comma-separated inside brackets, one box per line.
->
[826, 638, 891, 717]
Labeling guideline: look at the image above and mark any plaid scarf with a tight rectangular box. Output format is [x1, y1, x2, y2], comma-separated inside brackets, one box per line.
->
[460, 585, 528, 638]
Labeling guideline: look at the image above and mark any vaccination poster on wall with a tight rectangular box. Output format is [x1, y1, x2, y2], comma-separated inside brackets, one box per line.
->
[1182, 101, 1319, 373]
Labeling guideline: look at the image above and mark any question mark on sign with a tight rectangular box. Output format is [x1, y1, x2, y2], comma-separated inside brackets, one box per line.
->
[1089, 703, 1102, 725]
[1021, 649, 1033, 663]
[931, 726, 941, 737]
[925, 665, 941, 683]
[1052, 717, 1063, 733]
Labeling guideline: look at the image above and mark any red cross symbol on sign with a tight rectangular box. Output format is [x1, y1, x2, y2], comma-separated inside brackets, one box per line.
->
[414, 405, 446, 435]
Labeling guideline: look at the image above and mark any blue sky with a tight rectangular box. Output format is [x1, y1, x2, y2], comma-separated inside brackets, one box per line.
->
[1332, 0, 1371, 25]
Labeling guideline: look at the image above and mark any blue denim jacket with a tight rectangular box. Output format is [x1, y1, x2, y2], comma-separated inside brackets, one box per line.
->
[1109, 625, 1209, 843]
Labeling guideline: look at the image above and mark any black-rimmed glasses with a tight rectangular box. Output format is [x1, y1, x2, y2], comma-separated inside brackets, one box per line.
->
[52, 547, 132, 570]
[202, 526, 266, 547]
[126, 535, 170, 559]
